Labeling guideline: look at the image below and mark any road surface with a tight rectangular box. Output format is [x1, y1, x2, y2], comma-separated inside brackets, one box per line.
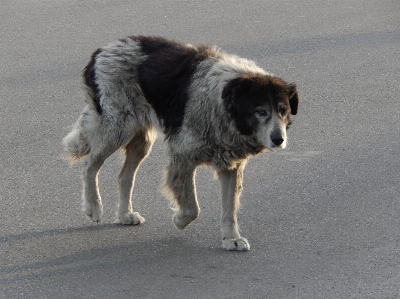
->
[1, 0, 399, 298]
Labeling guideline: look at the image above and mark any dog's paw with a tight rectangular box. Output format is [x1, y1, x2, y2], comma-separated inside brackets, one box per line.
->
[222, 237, 250, 251]
[114, 212, 145, 225]
[172, 208, 198, 230]
[83, 201, 103, 222]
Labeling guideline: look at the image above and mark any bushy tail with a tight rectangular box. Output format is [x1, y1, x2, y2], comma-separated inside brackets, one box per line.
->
[62, 105, 97, 163]
[63, 126, 90, 163]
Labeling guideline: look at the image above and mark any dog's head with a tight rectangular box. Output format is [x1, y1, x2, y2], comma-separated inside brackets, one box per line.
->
[222, 74, 299, 149]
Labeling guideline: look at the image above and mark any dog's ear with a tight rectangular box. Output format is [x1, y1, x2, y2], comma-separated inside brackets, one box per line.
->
[222, 76, 252, 102]
[222, 76, 255, 135]
[287, 83, 299, 115]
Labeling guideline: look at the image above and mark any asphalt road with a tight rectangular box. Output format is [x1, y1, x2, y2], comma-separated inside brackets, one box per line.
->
[1, 1, 399, 298]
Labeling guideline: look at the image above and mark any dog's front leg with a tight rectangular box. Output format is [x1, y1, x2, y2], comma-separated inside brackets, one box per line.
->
[217, 163, 250, 251]
[165, 157, 200, 230]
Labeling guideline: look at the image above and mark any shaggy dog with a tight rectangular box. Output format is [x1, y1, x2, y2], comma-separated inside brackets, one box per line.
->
[63, 36, 299, 251]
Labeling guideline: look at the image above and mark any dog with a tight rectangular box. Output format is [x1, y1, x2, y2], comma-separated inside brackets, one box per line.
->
[63, 36, 299, 251]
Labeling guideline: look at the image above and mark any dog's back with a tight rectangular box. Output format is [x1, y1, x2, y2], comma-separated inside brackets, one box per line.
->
[64, 36, 218, 162]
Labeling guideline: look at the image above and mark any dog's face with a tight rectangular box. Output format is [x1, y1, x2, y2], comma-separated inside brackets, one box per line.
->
[222, 74, 299, 150]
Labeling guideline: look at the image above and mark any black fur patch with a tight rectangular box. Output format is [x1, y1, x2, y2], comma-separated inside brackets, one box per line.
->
[222, 74, 292, 135]
[134, 36, 210, 136]
[82, 48, 103, 114]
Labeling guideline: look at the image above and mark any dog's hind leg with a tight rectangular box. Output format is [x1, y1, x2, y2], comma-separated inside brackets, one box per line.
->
[115, 128, 156, 225]
[82, 146, 116, 222]
[165, 156, 200, 230]
[216, 162, 250, 251]
[82, 124, 127, 222]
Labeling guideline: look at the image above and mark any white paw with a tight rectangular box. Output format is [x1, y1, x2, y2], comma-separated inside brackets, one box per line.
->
[115, 212, 145, 225]
[222, 237, 250, 251]
[83, 201, 103, 222]
[172, 208, 198, 230]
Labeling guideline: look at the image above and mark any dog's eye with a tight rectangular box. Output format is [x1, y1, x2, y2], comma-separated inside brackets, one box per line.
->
[255, 109, 268, 117]
[278, 107, 287, 116]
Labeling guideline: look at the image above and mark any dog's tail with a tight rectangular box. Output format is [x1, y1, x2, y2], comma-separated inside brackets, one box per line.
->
[62, 104, 98, 163]
[63, 49, 105, 163]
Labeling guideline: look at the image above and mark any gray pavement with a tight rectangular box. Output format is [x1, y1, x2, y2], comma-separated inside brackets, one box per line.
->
[1, 0, 399, 298]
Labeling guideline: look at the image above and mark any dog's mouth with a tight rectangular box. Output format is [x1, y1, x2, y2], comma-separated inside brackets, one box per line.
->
[266, 141, 287, 151]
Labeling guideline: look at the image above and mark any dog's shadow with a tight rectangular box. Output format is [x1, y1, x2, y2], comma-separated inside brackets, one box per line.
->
[1, 223, 117, 243]
[1, 223, 230, 284]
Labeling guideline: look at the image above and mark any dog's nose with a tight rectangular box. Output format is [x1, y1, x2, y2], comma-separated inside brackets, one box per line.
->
[271, 136, 284, 146]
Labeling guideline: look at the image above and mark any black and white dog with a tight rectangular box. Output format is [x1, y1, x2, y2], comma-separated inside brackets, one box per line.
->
[63, 36, 299, 251]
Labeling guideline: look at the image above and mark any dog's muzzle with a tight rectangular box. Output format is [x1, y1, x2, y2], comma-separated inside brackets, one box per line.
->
[270, 131, 285, 147]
